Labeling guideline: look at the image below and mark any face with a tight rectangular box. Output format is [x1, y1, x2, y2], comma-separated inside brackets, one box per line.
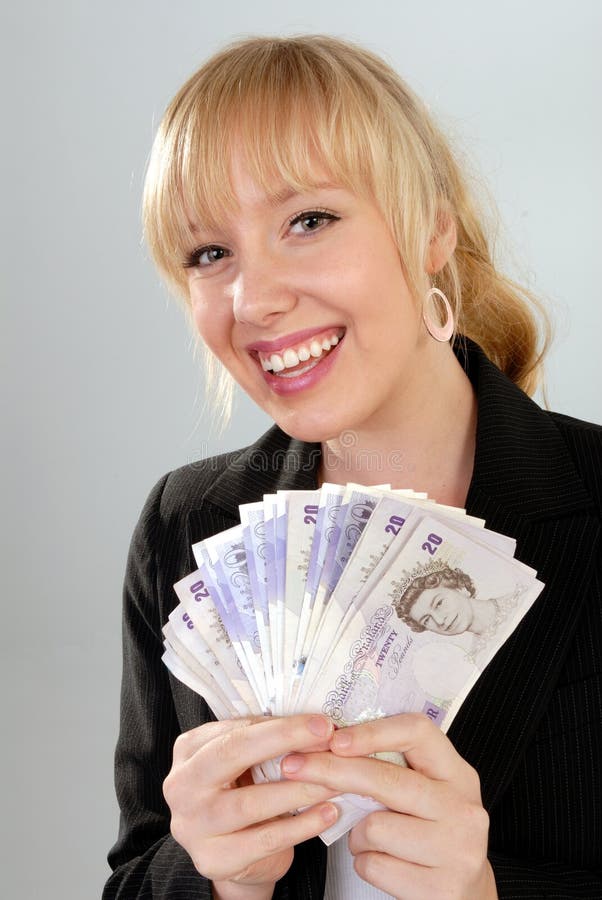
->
[184, 157, 433, 443]
[409, 585, 474, 635]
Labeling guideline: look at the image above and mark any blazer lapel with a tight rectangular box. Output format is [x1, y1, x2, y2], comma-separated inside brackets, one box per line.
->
[449, 343, 600, 810]
[185, 427, 321, 565]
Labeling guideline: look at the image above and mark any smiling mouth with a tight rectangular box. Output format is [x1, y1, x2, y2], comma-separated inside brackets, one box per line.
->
[254, 328, 345, 378]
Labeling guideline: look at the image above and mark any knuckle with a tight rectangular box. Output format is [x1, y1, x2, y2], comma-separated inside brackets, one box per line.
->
[255, 821, 283, 855]
[362, 812, 383, 846]
[466, 765, 483, 798]
[378, 760, 403, 790]
[192, 851, 219, 881]
[461, 800, 489, 835]
[322, 751, 338, 776]
[298, 781, 333, 806]
[172, 730, 193, 759]
[276, 717, 299, 750]
[169, 813, 189, 849]
[358, 719, 378, 743]
[354, 850, 378, 882]
[234, 788, 260, 824]
[410, 712, 433, 741]
[162, 770, 181, 808]
[216, 726, 247, 763]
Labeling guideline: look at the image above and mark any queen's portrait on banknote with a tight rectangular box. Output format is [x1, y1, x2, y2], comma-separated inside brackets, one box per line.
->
[104, 35, 602, 900]
[393, 563, 520, 639]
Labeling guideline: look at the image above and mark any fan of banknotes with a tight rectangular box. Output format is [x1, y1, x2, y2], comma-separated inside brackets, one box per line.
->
[163, 483, 544, 843]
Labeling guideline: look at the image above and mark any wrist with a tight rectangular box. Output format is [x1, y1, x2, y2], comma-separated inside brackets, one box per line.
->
[212, 880, 275, 900]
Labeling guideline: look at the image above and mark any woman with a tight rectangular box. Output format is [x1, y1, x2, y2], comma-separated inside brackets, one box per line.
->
[104, 36, 602, 899]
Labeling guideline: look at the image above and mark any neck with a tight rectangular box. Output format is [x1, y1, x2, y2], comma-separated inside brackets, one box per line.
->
[319, 341, 477, 508]
[470, 596, 498, 635]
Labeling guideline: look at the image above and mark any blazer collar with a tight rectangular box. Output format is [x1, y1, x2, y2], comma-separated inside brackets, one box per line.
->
[460, 339, 593, 520]
[197, 426, 321, 524]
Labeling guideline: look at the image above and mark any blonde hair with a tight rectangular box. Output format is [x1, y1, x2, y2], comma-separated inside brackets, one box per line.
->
[143, 35, 550, 412]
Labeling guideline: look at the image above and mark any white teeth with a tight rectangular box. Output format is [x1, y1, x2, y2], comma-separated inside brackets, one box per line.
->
[283, 348, 300, 368]
[258, 330, 344, 373]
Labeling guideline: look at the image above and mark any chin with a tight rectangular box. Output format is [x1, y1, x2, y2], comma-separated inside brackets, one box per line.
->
[276, 419, 338, 444]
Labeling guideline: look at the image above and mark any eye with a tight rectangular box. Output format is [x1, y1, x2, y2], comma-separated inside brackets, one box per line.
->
[288, 209, 339, 235]
[183, 245, 232, 269]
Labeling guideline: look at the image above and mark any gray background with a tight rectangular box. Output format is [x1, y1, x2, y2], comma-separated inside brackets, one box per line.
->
[2, 1, 600, 897]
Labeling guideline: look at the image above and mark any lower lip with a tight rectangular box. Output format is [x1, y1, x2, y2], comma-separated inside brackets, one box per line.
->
[258, 338, 344, 396]
[447, 615, 458, 632]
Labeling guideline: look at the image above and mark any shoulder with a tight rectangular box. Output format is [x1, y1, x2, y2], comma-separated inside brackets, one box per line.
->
[137, 445, 251, 532]
[547, 409, 602, 439]
[547, 410, 602, 510]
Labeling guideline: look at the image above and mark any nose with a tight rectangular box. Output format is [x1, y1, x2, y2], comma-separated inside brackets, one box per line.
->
[232, 255, 298, 327]
[432, 605, 447, 627]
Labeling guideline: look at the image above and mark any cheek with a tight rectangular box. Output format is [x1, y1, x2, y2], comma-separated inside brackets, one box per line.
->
[190, 298, 231, 357]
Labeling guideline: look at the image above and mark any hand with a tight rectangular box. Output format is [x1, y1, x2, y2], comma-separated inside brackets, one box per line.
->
[163, 714, 340, 899]
[281, 713, 497, 900]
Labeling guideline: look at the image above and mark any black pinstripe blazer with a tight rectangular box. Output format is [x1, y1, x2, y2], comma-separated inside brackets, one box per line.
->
[105, 341, 602, 899]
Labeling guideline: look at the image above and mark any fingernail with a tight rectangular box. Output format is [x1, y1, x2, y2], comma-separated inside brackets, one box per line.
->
[281, 753, 304, 774]
[331, 729, 352, 750]
[308, 716, 332, 738]
[320, 802, 339, 824]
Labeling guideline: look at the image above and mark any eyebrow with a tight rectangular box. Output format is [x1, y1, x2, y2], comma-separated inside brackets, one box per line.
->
[187, 182, 342, 236]
[267, 182, 339, 207]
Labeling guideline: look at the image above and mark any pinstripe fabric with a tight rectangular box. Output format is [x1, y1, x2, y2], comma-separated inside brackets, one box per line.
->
[104, 341, 602, 899]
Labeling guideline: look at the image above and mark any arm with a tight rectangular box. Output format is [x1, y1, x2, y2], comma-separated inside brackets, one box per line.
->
[103, 475, 214, 899]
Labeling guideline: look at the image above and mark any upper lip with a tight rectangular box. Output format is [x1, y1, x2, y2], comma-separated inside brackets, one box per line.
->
[246, 325, 344, 355]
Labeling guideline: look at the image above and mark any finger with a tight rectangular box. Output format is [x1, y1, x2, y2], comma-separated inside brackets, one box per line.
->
[281, 750, 445, 819]
[197, 802, 340, 883]
[330, 713, 475, 790]
[348, 810, 440, 868]
[212, 779, 339, 833]
[188, 714, 335, 786]
[172, 717, 262, 764]
[352, 850, 440, 900]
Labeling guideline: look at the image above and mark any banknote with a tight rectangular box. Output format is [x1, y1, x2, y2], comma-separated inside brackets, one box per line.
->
[239, 501, 275, 707]
[163, 484, 543, 844]
[280, 490, 320, 709]
[172, 567, 261, 715]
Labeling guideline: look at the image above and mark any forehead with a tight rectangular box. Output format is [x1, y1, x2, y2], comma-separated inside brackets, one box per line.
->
[184, 149, 352, 235]
[228, 152, 335, 209]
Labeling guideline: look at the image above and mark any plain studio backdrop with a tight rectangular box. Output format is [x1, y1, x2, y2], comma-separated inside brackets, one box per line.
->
[2, 1, 600, 897]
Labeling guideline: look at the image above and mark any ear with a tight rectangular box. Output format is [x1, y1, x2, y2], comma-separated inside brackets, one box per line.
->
[426, 211, 457, 274]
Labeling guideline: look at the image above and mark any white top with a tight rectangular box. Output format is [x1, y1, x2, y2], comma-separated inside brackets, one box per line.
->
[324, 836, 395, 899]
